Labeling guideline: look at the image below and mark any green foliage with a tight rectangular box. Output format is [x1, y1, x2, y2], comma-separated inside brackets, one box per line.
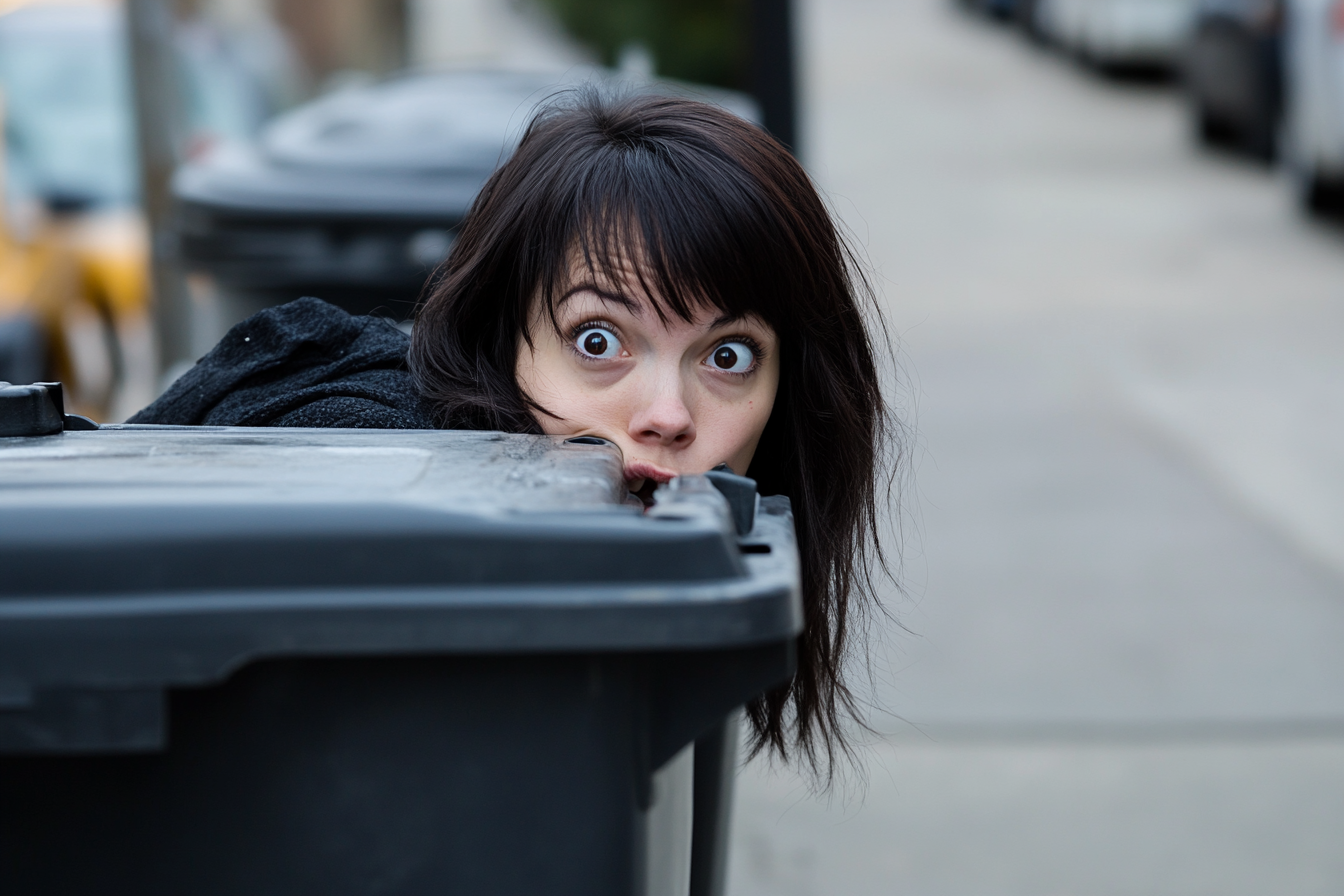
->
[537, 0, 747, 90]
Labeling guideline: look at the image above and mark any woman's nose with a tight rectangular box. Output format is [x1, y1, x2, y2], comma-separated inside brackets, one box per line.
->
[628, 375, 696, 448]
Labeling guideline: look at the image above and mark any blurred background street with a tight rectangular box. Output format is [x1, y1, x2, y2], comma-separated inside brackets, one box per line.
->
[4, 0, 1344, 888]
[729, 0, 1344, 893]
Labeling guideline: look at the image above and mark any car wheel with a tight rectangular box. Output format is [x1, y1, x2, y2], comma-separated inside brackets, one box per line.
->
[1293, 163, 1344, 214]
[1195, 105, 1233, 146]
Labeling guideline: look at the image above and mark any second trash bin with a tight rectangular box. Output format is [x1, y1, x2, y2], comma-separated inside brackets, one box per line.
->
[172, 69, 761, 358]
[0, 417, 799, 896]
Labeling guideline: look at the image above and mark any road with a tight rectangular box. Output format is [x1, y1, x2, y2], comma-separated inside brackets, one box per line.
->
[727, 1, 1344, 893]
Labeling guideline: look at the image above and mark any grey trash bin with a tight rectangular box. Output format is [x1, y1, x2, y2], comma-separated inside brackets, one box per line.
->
[171, 70, 761, 357]
[0, 384, 799, 896]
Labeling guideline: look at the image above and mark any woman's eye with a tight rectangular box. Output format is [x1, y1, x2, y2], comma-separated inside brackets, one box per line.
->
[709, 342, 755, 373]
[575, 327, 621, 359]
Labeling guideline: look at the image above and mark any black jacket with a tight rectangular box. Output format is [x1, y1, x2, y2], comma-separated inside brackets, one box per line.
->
[128, 298, 438, 429]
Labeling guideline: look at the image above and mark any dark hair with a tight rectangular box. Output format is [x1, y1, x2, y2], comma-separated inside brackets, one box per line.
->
[410, 90, 896, 779]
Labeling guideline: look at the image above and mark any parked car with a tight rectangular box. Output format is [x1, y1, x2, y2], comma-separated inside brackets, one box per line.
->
[173, 69, 759, 354]
[0, 0, 271, 419]
[1037, 0, 1200, 66]
[1283, 0, 1344, 209]
[1185, 0, 1285, 160]
[0, 1, 151, 419]
[1016, 0, 1051, 40]
[960, 0, 1021, 21]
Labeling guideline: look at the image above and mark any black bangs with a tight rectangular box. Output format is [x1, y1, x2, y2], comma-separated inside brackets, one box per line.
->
[526, 91, 793, 338]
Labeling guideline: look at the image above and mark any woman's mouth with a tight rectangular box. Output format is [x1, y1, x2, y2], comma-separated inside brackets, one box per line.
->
[624, 461, 678, 508]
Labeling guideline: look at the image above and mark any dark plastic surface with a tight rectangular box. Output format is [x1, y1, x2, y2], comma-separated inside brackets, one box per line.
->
[175, 71, 760, 219]
[0, 649, 792, 895]
[0, 426, 800, 753]
[0, 382, 64, 437]
[690, 715, 740, 896]
[0, 425, 800, 894]
[705, 469, 758, 536]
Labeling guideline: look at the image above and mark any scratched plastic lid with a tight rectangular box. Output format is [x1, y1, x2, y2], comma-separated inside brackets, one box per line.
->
[0, 426, 800, 694]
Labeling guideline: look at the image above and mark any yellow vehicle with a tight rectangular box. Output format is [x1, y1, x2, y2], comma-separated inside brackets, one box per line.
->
[0, 199, 153, 422]
[0, 0, 153, 421]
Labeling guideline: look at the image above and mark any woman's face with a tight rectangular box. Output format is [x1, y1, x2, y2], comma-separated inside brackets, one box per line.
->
[515, 255, 780, 504]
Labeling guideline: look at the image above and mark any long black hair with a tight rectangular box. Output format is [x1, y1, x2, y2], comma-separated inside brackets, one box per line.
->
[410, 89, 897, 778]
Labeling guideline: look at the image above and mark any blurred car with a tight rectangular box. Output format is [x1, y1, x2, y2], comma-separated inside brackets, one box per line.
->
[0, 0, 273, 419]
[0, 0, 153, 419]
[173, 68, 759, 352]
[1037, 0, 1199, 66]
[1016, 0, 1051, 40]
[1185, 0, 1285, 160]
[961, 0, 1021, 21]
[1283, 0, 1344, 209]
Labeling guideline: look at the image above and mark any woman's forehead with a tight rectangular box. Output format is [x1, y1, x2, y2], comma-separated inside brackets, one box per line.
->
[564, 240, 651, 290]
[556, 245, 743, 324]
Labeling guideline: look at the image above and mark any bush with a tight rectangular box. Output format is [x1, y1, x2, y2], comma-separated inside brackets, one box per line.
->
[537, 0, 746, 90]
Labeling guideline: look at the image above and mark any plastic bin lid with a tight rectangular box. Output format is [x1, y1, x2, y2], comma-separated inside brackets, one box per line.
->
[0, 426, 800, 690]
[173, 69, 762, 219]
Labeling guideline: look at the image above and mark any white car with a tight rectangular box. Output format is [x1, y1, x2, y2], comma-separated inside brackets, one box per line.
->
[1037, 0, 1200, 65]
[1283, 0, 1344, 208]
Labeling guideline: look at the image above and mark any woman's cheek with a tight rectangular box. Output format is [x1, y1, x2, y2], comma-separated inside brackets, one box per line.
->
[706, 393, 764, 450]
[725, 377, 777, 466]
[550, 377, 637, 437]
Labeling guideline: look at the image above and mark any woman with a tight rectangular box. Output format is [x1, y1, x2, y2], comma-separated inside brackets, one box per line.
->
[132, 90, 898, 777]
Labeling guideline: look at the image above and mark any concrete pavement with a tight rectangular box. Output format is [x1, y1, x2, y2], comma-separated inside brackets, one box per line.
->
[727, 1, 1344, 892]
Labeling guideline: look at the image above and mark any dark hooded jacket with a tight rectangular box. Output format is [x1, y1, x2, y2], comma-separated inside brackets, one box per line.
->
[128, 297, 437, 429]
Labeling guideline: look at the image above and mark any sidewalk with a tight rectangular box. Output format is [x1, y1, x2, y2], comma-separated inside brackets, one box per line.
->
[728, 1, 1344, 892]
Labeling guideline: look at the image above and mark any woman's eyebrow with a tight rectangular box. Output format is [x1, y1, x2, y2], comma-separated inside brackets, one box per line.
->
[558, 284, 640, 312]
[710, 311, 759, 329]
